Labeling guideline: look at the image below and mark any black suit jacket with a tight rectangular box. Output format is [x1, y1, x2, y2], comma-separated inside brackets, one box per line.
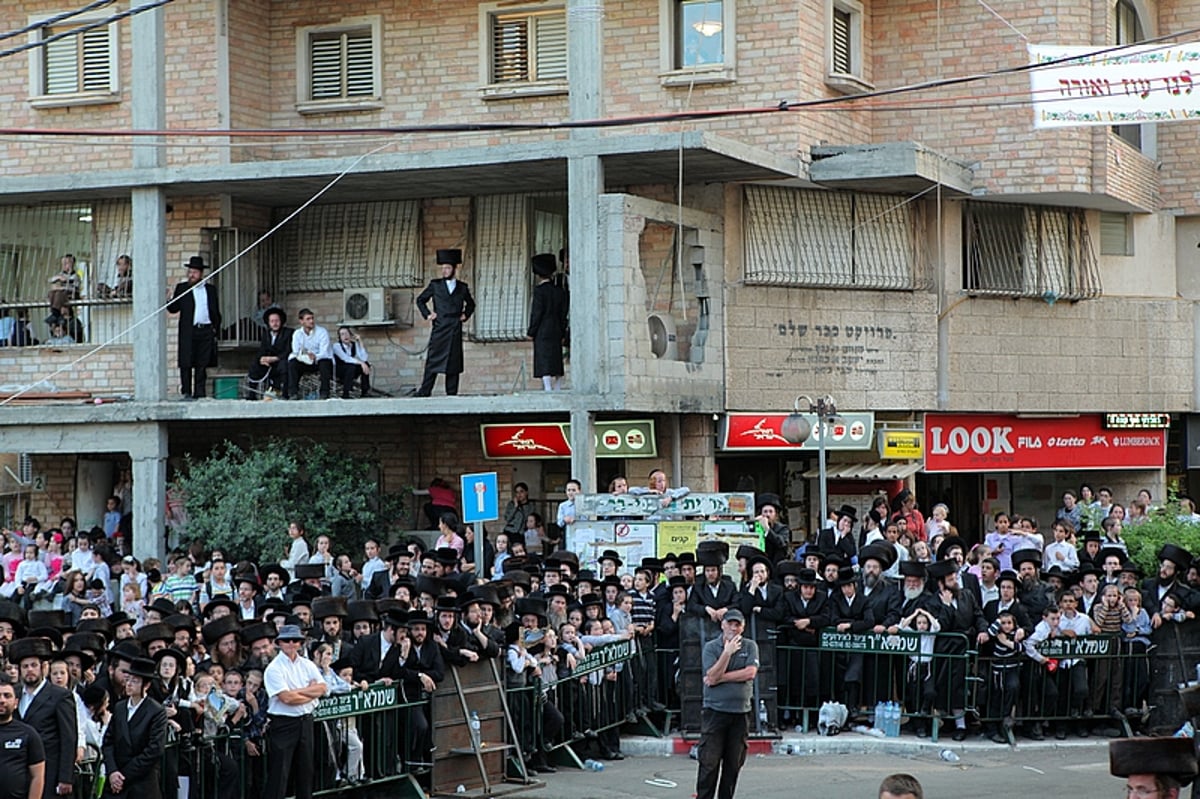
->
[829, 591, 875, 632]
[416, 278, 475, 375]
[779, 590, 832, 646]
[860, 581, 902, 629]
[392, 641, 446, 702]
[256, 326, 293, 361]
[348, 632, 404, 684]
[167, 281, 222, 369]
[19, 681, 77, 794]
[103, 697, 168, 799]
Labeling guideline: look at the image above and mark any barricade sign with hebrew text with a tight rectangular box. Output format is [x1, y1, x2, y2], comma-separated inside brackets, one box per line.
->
[314, 683, 399, 721]
[576, 492, 755, 519]
[1035, 635, 1117, 658]
[570, 638, 636, 678]
[818, 629, 924, 655]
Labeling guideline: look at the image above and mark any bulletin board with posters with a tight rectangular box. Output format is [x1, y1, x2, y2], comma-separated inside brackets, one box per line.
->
[565, 521, 658, 574]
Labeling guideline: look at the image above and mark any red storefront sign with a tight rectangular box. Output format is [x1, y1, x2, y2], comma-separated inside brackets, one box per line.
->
[480, 424, 571, 459]
[923, 414, 1167, 472]
[719, 412, 874, 451]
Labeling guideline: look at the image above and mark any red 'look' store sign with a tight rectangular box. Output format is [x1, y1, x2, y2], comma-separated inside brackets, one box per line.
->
[923, 414, 1167, 473]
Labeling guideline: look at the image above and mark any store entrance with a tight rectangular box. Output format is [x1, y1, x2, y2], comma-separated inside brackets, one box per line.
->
[916, 472, 984, 541]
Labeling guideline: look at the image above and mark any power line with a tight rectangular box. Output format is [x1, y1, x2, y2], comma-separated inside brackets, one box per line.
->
[0, 0, 173, 60]
[0, 0, 117, 43]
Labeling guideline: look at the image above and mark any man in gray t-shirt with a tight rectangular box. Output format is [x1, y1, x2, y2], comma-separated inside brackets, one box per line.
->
[696, 608, 759, 799]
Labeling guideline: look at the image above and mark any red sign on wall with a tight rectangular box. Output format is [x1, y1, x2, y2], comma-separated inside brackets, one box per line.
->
[719, 412, 875, 451]
[923, 414, 1167, 472]
[481, 424, 571, 459]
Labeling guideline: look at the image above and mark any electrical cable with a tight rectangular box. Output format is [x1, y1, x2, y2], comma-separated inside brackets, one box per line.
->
[0, 0, 174, 60]
[0, 0, 117, 43]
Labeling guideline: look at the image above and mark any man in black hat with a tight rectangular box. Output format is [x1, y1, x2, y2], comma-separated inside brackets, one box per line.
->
[527, 252, 567, 391]
[1145, 543, 1195, 625]
[1013, 549, 1054, 619]
[686, 548, 737, 636]
[415, 248, 475, 396]
[0, 673, 45, 799]
[247, 305, 293, 399]
[167, 255, 222, 400]
[753, 494, 791, 564]
[927, 558, 986, 740]
[1110, 737, 1197, 799]
[778, 567, 830, 724]
[102, 657, 167, 799]
[817, 505, 859, 562]
[11, 637, 75, 799]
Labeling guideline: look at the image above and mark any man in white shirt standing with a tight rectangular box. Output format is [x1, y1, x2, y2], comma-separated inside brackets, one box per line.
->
[264, 624, 327, 799]
[167, 256, 221, 400]
[286, 308, 334, 400]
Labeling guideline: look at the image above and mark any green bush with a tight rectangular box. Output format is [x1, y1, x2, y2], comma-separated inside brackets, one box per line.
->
[171, 438, 406, 564]
[1125, 499, 1200, 576]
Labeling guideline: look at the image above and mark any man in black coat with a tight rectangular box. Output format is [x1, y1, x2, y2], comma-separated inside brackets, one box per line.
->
[686, 549, 738, 639]
[415, 248, 475, 397]
[246, 306, 292, 399]
[928, 559, 987, 740]
[167, 255, 222, 400]
[527, 253, 567, 391]
[364, 544, 413, 602]
[102, 657, 167, 799]
[11, 637, 77, 799]
[778, 567, 831, 720]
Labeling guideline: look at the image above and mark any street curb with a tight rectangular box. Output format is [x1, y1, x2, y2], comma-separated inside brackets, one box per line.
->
[619, 732, 1115, 758]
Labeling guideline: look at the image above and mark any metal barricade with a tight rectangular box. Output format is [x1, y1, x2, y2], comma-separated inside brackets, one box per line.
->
[775, 629, 975, 742]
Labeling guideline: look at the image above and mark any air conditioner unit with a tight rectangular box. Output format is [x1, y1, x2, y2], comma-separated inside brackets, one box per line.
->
[647, 313, 678, 360]
[342, 288, 389, 324]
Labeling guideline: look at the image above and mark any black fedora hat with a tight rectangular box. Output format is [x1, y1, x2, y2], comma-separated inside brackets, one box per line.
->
[995, 569, 1021, 588]
[755, 493, 784, 514]
[436, 249, 462, 265]
[796, 567, 820, 586]
[260, 564, 291, 585]
[147, 597, 179, 618]
[185, 255, 208, 271]
[531, 253, 557, 277]
[935, 536, 967, 562]
[384, 543, 409, 561]
[834, 504, 858, 521]
[137, 622, 175, 646]
[598, 550, 623, 568]
[926, 559, 957, 580]
[1159, 543, 1193, 572]
[152, 647, 189, 675]
[240, 622, 277, 646]
[263, 306, 286, 325]
[833, 566, 858, 587]
[1011, 550, 1042, 570]
[126, 657, 158, 680]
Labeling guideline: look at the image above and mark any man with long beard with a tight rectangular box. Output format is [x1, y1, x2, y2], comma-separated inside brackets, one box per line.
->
[927, 559, 987, 740]
[1013, 550, 1055, 619]
[1144, 543, 1194, 625]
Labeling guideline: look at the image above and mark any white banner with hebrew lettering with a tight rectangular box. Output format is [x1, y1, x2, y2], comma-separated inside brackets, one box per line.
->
[1029, 43, 1200, 128]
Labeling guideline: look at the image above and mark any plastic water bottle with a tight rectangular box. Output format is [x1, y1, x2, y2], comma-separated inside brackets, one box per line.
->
[758, 700, 768, 728]
[469, 710, 481, 749]
[940, 749, 960, 763]
[874, 702, 885, 733]
[583, 759, 604, 771]
[887, 702, 900, 737]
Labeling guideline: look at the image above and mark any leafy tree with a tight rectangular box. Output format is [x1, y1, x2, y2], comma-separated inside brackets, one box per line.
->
[1124, 494, 1200, 577]
[172, 438, 406, 564]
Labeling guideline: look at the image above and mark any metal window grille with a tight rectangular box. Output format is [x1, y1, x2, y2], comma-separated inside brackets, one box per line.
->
[831, 7, 852, 74]
[491, 9, 567, 83]
[209, 228, 283, 347]
[43, 25, 111, 95]
[743, 185, 926, 289]
[0, 200, 131, 305]
[472, 193, 566, 342]
[276, 201, 422, 292]
[309, 29, 375, 100]
[962, 202, 1102, 300]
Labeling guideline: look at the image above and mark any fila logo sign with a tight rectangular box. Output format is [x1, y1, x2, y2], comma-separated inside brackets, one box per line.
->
[929, 425, 1014, 456]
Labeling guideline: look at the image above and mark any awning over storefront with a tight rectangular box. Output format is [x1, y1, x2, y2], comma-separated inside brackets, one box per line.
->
[801, 462, 922, 481]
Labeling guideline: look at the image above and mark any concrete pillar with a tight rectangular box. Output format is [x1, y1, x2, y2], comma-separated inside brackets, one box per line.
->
[131, 0, 169, 401]
[130, 424, 169, 563]
[569, 408, 597, 492]
[566, 0, 605, 398]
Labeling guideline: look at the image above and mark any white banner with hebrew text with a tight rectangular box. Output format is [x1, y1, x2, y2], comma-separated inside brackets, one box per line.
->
[1029, 43, 1200, 128]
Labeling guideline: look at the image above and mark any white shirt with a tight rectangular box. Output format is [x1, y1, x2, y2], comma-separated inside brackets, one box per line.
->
[192, 283, 212, 325]
[290, 325, 333, 361]
[127, 696, 145, 721]
[1042, 541, 1079, 571]
[361, 556, 386, 588]
[445, 278, 457, 295]
[265, 651, 325, 716]
[70, 548, 94, 576]
[20, 680, 46, 717]
[281, 538, 310, 580]
[332, 340, 370, 365]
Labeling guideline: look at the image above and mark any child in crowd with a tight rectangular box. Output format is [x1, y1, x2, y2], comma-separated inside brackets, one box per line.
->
[1160, 593, 1195, 623]
[985, 611, 1023, 743]
[1121, 588, 1153, 719]
[899, 606, 940, 736]
[121, 582, 146, 629]
[102, 496, 122, 538]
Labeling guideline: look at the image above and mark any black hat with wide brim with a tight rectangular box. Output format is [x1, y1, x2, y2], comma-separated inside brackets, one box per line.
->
[532, 253, 557, 277]
[436, 249, 463, 265]
[1159, 543, 1194, 572]
[1110, 737, 1197, 785]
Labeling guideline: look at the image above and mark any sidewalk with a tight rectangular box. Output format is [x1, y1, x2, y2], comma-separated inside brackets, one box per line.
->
[618, 730, 1115, 759]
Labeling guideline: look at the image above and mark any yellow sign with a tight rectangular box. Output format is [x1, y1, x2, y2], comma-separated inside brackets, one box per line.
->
[880, 430, 923, 460]
[657, 522, 699, 558]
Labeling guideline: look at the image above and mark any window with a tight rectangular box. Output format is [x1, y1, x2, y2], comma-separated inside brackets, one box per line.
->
[1113, 0, 1145, 149]
[743, 186, 926, 289]
[480, 5, 567, 98]
[276, 201, 422, 292]
[1099, 212, 1133, 256]
[825, 0, 871, 93]
[296, 17, 381, 113]
[660, 0, 735, 85]
[962, 202, 1102, 300]
[27, 14, 118, 106]
[473, 193, 566, 341]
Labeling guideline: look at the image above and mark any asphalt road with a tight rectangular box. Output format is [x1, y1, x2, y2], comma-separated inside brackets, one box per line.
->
[511, 743, 1116, 799]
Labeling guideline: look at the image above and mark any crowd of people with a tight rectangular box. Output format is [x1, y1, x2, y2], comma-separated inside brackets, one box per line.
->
[0, 476, 1196, 799]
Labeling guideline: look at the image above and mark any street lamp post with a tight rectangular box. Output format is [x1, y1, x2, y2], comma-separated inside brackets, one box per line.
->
[782, 394, 838, 538]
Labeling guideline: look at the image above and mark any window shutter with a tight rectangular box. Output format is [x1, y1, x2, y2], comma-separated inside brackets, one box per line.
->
[43, 31, 79, 94]
[1099, 212, 1131, 255]
[831, 8, 852, 74]
[80, 27, 111, 92]
[344, 31, 375, 96]
[309, 34, 345, 99]
[473, 194, 532, 341]
[285, 201, 422, 291]
[534, 13, 567, 80]
[492, 15, 530, 83]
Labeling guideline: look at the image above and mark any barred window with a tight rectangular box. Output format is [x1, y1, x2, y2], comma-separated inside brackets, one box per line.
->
[743, 186, 925, 289]
[277, 201, 422, 292]
[962, 202, 1102, 300]
[473, 193, 566, 341]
